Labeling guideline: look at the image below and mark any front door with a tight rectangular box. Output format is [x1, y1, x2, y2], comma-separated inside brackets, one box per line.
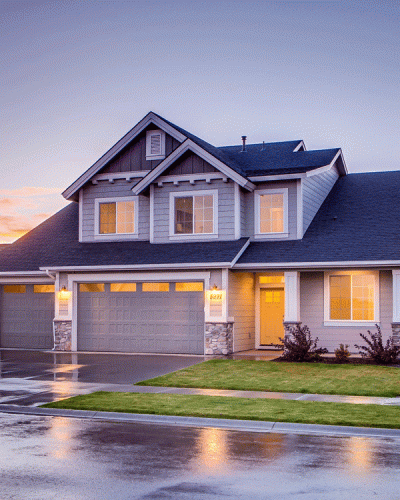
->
[260, 288, 285, 345]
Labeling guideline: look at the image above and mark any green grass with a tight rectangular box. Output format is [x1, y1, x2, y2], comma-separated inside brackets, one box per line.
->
[136, 359, 400, 398]
[43, 391, 400, 429]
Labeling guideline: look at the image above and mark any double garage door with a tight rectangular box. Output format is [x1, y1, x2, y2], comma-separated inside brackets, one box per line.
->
[77, 281, 205, 354]
[0, 284, 54, 349]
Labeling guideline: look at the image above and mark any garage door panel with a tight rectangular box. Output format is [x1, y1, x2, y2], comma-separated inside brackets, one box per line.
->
[78, 282, 204, 354]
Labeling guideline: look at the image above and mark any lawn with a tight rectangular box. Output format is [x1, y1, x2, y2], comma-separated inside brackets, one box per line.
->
[136, 359, 400, 397]
[43, 391, 400, 429]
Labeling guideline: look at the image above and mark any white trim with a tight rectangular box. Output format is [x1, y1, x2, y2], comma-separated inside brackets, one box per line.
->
[392, 270, 400, 323]
[249, 173, 306, 182]
[169, 189, 218, 239]
[149, 184, 154, 244]
[230, 238, 250, 267]
[62, 112, 186, 200]
[40, 262, 232, 272]
[146, 129, 166, 160]
[132, 139, 255, 195]
[0, 276, 54, 284]
[323, 270, 380, 325]
[254, 188, 289, 238]
[305, 164, 332, 177]
[293, 141, 306, 152]
[0, 271, 50, 277]
[78, 189, 83, 242]
[296, 179, 303, 239]
[92, 171, 150, 183]
[94, 196, 139, 240]
[234, 182, 241, 239]
[157, 172, 228, 186]
[284, 271, 300, 322]
[234, 261, 400, 270]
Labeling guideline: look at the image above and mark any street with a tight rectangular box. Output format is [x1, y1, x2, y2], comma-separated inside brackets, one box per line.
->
[1, 412, 400, 500]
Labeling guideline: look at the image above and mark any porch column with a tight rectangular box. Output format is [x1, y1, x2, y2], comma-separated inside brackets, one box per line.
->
[284, 271, 301, 337]
[391, 270, 400, 346]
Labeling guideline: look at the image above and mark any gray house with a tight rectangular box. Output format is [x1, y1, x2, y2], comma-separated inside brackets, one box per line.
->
[1, 111, 400, 354]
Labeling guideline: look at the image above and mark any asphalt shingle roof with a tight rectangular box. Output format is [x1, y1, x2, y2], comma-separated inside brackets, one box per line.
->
[0, 203, 248, 272]
[237, 170, 400, 265]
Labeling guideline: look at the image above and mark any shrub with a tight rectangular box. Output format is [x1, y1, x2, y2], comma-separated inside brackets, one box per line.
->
[275, 324, 328, 362]
[354, 325, 400, 365]
[334, 344, 350, 363]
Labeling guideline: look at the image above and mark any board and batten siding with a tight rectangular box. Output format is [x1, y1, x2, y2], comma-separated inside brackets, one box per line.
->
[80, 179, 149, 242]
[228, 271, 255, 352]
[243, 180, 298, 240]
[153, 179, 236, 243]
[299, 271, 392, 352]
[302, 164, 339, 234]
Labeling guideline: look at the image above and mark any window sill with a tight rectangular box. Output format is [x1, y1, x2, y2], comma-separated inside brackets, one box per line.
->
[169, 234, 219, 241]
[324, 321, 379, 327]
[94, 233, 139, 241]
[146, 154, 165, 161]
[254, 232, 289, 239]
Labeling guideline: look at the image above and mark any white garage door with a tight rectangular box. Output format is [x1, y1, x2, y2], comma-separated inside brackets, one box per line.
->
[0, 284, 54, 349]
[77, 281, 205, 354]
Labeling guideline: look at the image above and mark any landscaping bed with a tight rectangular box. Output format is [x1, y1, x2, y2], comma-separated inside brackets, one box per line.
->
[135, 359, 400, 397]
[43, 391, 400, 429]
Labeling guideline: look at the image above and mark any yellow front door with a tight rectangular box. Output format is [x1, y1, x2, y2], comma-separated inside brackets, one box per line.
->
[260, 288, 285, 345]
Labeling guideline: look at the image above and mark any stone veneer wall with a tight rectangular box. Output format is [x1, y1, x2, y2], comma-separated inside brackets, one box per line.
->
[205, 322, 233, 355]
[53, 320, 72, 351]
[392, 323, 400, 346]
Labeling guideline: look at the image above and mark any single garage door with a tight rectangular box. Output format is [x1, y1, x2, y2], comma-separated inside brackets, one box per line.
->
[0, 284, 55, 349]
[77, 281, 205, 354]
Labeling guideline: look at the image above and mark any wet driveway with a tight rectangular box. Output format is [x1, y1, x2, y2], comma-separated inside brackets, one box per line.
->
[1, 412, 400, 499]
[0, 349, 206, 406]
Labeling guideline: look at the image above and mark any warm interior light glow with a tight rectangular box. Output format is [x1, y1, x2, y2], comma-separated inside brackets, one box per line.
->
[58, 286, 71, 300]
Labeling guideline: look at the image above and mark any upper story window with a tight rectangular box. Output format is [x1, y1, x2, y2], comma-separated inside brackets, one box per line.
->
[254, 188, 288, 238]
[169, 190, 218, 239]
[146, 129, 166, 160]
[95, 197, 138, 239]
[324, 271, 379, 325]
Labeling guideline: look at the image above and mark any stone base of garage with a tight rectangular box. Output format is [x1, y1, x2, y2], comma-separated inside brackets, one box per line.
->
[53, 320, 72, 351]
[205, 322, 233, 355]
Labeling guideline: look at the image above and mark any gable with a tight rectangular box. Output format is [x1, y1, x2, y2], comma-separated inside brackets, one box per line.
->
[163, 151, 217, 176]
[102, 126, 181, 174]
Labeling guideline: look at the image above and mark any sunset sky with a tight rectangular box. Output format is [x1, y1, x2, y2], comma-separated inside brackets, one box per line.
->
[2, 0, 399, 243]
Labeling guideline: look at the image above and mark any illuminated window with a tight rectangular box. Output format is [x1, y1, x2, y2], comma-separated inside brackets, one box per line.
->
[259, 276, 285, 284]
[171, 191, 217, 236]
[4, 285, 26, 293]
[34, 285, 55, 293]
[255, 189, 288, 236]
[328, 273, 376, 321]
[142, 282, 169, 292]
[79, 283, 105, 292]
[99, 200, 135, 235]
[110, 283, 137, 292]
[175, 282, 204, 292]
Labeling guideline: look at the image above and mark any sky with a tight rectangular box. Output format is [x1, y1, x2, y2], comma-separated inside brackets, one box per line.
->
[1, 0, 399, 243]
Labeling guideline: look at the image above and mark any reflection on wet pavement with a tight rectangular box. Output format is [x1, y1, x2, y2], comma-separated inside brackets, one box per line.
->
[1, 413, 400, 499]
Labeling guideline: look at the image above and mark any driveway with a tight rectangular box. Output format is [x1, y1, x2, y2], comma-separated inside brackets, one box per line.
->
[0, 349, 206, 406]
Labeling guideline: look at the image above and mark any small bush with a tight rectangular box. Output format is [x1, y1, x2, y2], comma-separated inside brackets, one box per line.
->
[275, 324, 328, 362]
[354, 325, 400, 365]
[334, 344, 350, 363]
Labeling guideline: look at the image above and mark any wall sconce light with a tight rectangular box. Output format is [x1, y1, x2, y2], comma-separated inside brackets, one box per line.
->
[59, 286, 71, 300]
[212, 284, 219, 291]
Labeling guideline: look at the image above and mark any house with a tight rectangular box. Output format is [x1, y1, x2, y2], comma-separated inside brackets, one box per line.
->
[1, 111, 400, 355]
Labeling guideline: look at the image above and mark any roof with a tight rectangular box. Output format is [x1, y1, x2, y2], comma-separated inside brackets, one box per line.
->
[1, 171, 400, 273]
[0, 203, 249, 272]
[63, 112, 346, 200]
[236, 170, 400, 266]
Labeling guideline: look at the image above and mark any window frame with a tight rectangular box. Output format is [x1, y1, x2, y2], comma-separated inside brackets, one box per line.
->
[323, 270, 380, 326]
[169, 189, 218, 240]
[146, 129, 166, 160]
[254, 188, 289, 238]
[94, 196, 139, 240]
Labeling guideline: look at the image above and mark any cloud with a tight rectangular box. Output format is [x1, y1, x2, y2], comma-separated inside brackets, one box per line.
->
[0, 187, 69, 243]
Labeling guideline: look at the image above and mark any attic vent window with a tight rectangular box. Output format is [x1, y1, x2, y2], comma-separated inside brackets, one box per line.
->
[146, 129, 166, 160]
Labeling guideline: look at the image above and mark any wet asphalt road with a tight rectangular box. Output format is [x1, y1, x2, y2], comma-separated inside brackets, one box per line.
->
[1, 412, 400, 500]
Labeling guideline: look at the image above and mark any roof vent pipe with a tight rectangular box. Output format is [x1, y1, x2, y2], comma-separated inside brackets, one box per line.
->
[261, 141, 265, 151]
[241, 136, 247, 152]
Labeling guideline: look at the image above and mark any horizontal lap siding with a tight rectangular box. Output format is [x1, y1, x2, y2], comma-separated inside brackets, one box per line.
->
[300, 271, 392, 352]
[81, 180, 149, 242]
[228, 271, 255, 352]
[153, 180, 236, 243]
[302, 164, 339, 233]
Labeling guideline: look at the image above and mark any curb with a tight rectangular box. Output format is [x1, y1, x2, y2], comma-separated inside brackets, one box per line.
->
[1, 404, 400, 439]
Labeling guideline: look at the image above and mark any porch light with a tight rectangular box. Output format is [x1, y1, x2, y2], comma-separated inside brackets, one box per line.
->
[212, 284, 218, 291]
[58, 286, 71, 300]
